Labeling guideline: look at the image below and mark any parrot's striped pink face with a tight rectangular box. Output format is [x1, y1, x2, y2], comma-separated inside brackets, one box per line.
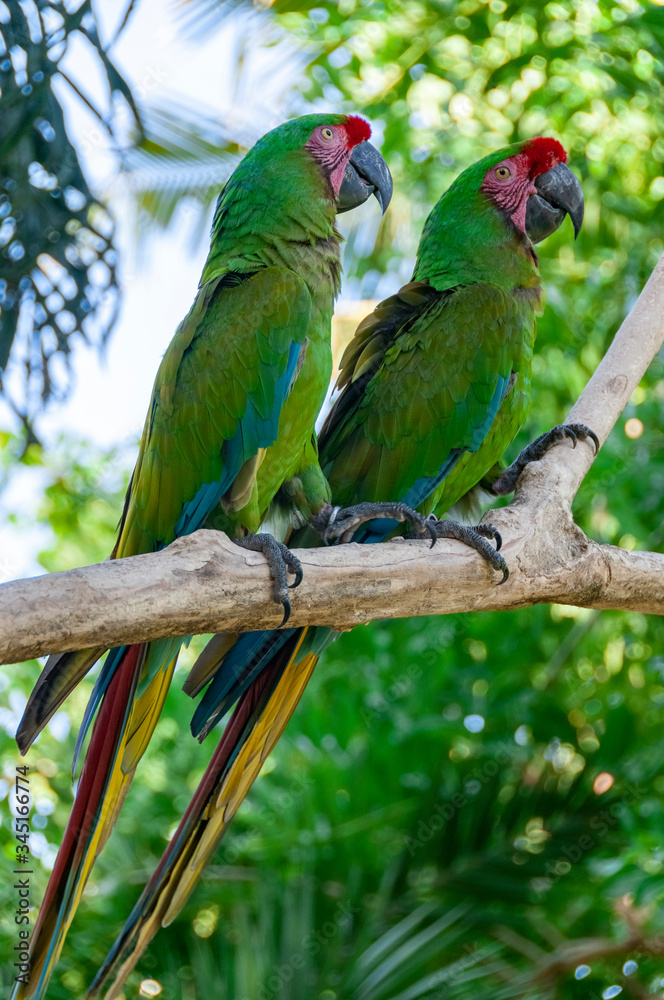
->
[305, 116, 372, 197]
[481, 137, 567, 235]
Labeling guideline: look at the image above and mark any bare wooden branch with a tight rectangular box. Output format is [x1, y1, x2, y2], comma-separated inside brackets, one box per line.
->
[1, 256, 663, 666]
[540, 253, 664, 505]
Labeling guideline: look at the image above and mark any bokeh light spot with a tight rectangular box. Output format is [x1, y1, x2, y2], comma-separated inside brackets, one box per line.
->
[593, 773, 614, 795]
[463, 714, 485, 733]
[139, 981, 162, 998]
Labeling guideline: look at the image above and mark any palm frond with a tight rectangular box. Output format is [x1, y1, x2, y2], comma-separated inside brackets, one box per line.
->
[118, 11, 306, 241]
[0, 0, 136, 428]
[119, 102, 244, 232]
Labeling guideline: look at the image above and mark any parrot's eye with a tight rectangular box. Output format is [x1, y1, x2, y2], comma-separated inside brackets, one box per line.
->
[321, 127, 334, 141]
[495, 166, 511, 180]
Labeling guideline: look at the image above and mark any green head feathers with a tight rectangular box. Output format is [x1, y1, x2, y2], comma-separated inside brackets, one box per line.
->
[414, 137, 571, 292]
[243, 114, 355, 159]
[202, 114, 375, 283]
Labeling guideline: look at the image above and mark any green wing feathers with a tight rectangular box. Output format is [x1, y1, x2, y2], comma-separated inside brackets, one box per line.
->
[115, 268, 313, 556]
[321, 281, 537, 515]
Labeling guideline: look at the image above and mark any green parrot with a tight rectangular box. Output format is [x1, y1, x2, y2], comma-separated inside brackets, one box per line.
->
[11, 113, 395, 1000]
[86, 137, 595, 998]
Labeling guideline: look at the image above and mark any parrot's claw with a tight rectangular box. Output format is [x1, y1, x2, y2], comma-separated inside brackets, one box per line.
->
[490, 422, 599, 496]
[233, 533, 303, 626]
[425, 517, 509, 584]
[471, 521, 503, 552]
[312, 501, 437, 547]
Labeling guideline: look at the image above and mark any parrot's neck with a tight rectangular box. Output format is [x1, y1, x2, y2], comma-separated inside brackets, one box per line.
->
[258, 232, 343, 301]
[413, 188, 540, 295]
[201, 151, 342, 300]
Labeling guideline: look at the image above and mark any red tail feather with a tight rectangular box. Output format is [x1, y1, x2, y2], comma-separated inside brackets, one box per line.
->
[28, 645, 143, 984]
[151, 660, 277, 885]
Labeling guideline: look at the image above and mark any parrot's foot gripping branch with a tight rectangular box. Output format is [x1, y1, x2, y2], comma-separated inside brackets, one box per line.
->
[490, 422, 599, 496]
[312, 501, 437, 546]
[417, 518, 508, 583]
[234, 533, 303, 626]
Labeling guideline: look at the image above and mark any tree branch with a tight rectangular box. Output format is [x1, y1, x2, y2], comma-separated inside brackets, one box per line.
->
[1, 256, 663, 666]
[538, 252, 664, 505]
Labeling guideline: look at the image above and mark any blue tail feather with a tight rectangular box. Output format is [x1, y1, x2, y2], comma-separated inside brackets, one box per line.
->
[72, 645, 126, 778]
[191, 628, 296, 739]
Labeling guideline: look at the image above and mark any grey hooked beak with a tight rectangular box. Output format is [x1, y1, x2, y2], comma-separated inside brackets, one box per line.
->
[337, 140, 393, 215]
[525, 161, 584, 244]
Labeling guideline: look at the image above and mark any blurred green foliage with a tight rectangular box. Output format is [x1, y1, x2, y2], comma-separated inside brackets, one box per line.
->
[289, 0, 664, 391]
[2, 0, 664, 998]
[2, 406, 664, 998]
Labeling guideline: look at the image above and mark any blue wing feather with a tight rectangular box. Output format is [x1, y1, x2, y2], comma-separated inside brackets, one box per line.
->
[356, 374, 511, 543]
[174, 340, 302, 538]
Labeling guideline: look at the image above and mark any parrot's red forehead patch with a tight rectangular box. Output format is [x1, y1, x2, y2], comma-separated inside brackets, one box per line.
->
[343, 115, 372, 148]
[522, 137, 567, 178]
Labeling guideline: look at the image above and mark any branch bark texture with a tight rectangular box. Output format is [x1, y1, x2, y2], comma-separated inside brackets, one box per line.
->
[1, 256, 663, 666]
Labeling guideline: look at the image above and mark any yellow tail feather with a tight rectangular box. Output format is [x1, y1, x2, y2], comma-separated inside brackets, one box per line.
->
[97, 638, 318, 1000]
[165, 644, 315, 923]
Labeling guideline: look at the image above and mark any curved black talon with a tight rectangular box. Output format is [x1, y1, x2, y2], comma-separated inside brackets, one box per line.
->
[413, 513, 437, 549]
[313, 501, 436, 547]
[476, 536, 508, 584]
[287, 562, 304, 590]
[491, 422, 600, 496]
[430, 518, 509, 584]
[234, 533, 303, 626]
[474, 522, 502, 552]
[543, 423, 600, 456]
[575, 423, 600, 454]
[279, 597, 292, 629]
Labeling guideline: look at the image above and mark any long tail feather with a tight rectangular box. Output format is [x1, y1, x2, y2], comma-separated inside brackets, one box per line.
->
[16, 647, 106, 754]
[191, 629, 296, 741]
[12, 645, 143, 1000]
[182, 632, 238, 698]
[13, 643, 177, 1000]
[88, 631, 317, 999]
